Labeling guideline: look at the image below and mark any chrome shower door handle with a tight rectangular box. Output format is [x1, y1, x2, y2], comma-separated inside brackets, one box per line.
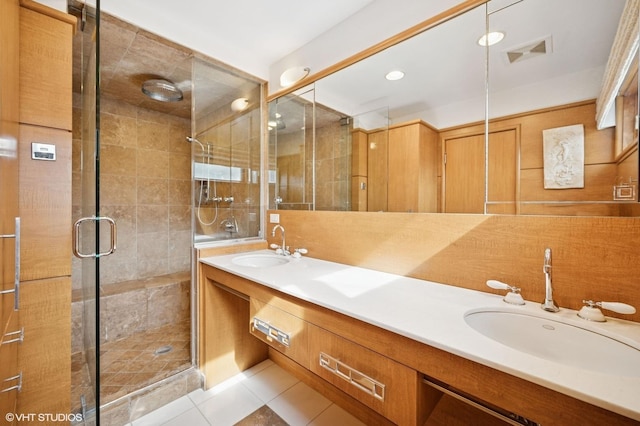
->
[73, 216, 117, 258]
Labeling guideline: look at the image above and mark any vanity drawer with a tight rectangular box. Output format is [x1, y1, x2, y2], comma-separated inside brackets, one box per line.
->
[249, 298, 309, 368]
[308, 324, 421, 426]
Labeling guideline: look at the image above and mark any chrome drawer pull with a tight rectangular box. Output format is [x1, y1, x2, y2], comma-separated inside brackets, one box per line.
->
[0, 217, 20, 310]
[319, 352, 385, 401]
[1, 372, 22, 393]
[2, 328, 24, 345]
[252, 317, 291, 347]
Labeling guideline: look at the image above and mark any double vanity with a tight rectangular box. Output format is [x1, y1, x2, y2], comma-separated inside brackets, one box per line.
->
[198, 248, 640, 425]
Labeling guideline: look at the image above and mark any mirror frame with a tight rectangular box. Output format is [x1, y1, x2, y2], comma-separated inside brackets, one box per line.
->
[266, 0, 487, 103]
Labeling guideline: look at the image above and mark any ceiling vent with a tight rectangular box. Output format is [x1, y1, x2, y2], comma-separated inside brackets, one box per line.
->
[504, 36, 553, 64]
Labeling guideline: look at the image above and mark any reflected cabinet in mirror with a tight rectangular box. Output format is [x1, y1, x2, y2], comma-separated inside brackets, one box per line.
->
[268, 0, 639, 216]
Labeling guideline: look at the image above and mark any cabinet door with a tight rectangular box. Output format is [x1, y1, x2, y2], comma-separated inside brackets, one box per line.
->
[387, 123, 438, 213]
[19, 6, 73, 130]
[308, 324, 421, 426]
[443, 133, 486, 213]
[367, 130, 388, 211]
[487, 129, 518, 214]
[388, 125, 419, 212]
[16, 278, 71, 417]
[18, 125, 72, 281]
[0, 310, 20, 422]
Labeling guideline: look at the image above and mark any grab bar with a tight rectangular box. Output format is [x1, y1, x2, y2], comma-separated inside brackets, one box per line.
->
[0, 217, 20, 310]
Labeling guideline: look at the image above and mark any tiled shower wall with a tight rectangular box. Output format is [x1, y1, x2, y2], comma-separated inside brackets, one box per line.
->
[71, 96, 193, 348]
[273, 105, 351, 211]
[72, 97, 192, 289]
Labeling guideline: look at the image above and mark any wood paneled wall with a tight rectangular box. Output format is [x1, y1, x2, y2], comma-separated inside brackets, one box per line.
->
[440, 101, 636, 216]
[267, 209, 640, 323]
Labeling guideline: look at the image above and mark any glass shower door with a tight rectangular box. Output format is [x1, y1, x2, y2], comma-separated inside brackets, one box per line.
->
[74, 4, 99, 420]
[72, 1, 115, 422]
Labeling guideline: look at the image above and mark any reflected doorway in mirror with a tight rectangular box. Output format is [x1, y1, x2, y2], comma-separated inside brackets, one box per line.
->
[542, 124, 585, 189]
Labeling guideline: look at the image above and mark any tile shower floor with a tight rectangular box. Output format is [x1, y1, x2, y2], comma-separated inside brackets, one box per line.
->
[127, 359, 365, 426]
[71, 320, 192, 413]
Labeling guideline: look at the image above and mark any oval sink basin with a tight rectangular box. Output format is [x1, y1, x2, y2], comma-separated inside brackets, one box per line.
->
[464, 310, 640, 377]
[231, 254, 290, 268]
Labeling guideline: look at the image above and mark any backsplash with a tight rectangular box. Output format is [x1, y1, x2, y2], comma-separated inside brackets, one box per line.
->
[267, 210, 640, 322]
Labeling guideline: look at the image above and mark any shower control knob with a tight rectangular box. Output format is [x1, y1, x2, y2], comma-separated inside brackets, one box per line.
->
[224, 196, 234, 203]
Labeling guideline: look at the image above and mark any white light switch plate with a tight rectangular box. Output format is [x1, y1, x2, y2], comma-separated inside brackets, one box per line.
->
[269, 213, 280, 224]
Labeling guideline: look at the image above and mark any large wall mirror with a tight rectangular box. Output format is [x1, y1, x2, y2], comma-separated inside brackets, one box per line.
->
[268, 0, 639, 216]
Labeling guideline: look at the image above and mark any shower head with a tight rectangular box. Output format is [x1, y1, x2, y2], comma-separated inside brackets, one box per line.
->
[186, 136, 205, 150]
[142, 79, 183, 102]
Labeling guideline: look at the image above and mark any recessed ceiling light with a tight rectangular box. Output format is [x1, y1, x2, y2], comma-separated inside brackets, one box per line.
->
[385, 70, 405, 81]
[478, 31, 505, 47]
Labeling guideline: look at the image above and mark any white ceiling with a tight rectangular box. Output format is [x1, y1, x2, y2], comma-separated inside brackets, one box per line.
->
[307, 0, 630, 129]
[94, 0, 375, 79]
[49, 0, 633, 130]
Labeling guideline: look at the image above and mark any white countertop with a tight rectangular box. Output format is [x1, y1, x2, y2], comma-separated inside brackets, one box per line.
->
[201, 249, 640, 421]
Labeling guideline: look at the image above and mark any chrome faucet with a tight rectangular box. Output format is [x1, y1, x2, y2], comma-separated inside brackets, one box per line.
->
[271, 224, 289, 255]
[541, 248, 559, 312]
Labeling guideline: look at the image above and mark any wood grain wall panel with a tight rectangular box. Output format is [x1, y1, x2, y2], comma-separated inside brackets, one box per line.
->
[519, 202, 622, 216]
[512, 102, 614, 169]
[267, 210, 640, 323]
[440, 101, 620, 215]
[16, 277, 71, 417]
[19, 6, 74, 130]
[19, 125, 71, 281]
[617, 146, 638, 181]
[520, 163, 618, 202]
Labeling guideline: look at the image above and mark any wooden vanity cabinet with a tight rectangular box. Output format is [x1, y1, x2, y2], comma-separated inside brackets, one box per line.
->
[199, 264, 640, 426]
[308, 324, 423, 426]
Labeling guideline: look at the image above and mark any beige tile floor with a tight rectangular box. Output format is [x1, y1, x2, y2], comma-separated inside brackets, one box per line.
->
[71, 320, 192, 412]
[128, 359, 366, 426]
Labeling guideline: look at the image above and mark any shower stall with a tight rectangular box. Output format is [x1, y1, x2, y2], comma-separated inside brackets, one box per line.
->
[191, 57, 263, 244]
[70, 5, 264, 422]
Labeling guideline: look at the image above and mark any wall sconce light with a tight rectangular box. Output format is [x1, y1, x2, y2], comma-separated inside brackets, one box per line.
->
[280, 66, 310, 88]
[231, 97, 249, 112]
